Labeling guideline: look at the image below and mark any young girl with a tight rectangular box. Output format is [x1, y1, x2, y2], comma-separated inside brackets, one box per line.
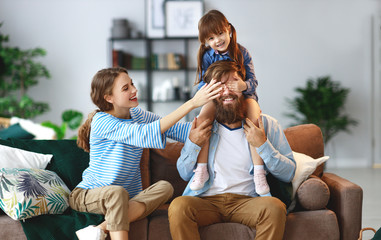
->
[190, 9, 270, 196]
[70, 67, 221, 240]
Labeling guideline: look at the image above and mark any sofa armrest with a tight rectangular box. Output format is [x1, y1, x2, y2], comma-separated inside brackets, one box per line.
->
[321, 172, 363, 240]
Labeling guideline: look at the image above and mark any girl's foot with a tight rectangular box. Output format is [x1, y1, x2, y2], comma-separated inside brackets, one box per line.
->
[190, 164, 209, 190]
[76, 225, 107, 240]
[254, 168, 270, 195]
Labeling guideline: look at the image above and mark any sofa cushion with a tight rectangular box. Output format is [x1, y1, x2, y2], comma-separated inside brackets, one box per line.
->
[284, 210, 339, 240]
[0, 168, 70, 220]
[0, 215, 26, 240]
[296, 176, 330, 210]
[200, 223, 256, 240]
[0, 144, 52, 169]
[0, 139, 89, 190]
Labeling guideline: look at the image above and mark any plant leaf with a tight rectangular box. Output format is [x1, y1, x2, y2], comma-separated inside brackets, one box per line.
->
[62, 110, 83, 130]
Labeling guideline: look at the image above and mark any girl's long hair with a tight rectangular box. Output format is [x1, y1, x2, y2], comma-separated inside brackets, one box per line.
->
[196, 10, 245, 85]
[77, 67, 128, 152]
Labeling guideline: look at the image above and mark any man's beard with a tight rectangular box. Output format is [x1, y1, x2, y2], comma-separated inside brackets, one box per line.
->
[214, 94, 246, 124]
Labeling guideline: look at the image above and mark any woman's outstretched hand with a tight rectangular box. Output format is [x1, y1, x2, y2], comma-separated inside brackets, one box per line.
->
[191, 79, 222, 108]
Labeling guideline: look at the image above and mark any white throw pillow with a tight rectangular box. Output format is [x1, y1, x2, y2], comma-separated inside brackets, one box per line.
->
[287, 151, 329, 213]
[0, 168, 70, 220]
[0, 144, 52, 169]
[10, 117, 56, 140]
[291, 151, 329, 199]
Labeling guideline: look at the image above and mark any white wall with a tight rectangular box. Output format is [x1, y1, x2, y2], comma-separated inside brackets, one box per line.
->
[1, 0, 380, 167]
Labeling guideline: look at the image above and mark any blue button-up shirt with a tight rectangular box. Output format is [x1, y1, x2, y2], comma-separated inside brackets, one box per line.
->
[177, 114, 296, 197]
[198, 44, 259, 101]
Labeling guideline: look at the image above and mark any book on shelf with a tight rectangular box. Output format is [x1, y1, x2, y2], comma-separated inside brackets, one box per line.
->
[113, 50, 185, 70]
[112, 50, 124, 68]
[131, 57, 146, 70]
[112, 50, 145, 70]
[150, 53, 185, 70]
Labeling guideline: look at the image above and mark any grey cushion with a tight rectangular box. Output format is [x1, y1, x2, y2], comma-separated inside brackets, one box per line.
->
[0, 216, 26, 240]
[296, 176, 330, 210]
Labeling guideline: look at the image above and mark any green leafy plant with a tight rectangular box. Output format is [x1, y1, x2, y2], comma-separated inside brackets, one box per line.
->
[285, 76, 358, 144]
[41, 110, 83, 140]
[0, 22, 50, 119]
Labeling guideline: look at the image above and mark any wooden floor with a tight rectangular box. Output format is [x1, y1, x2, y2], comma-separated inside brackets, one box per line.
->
[326, 167, 381, 239]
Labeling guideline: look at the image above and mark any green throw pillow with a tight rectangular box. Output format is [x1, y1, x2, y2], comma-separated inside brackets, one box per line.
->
[0, 123, 35, 140]
[0, 139, 90, 190]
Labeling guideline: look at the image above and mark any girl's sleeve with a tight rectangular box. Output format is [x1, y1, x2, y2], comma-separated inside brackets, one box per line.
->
[92, 113, 166, 149]
[197, 53, 214, 90]
[241, 46, 259, 101]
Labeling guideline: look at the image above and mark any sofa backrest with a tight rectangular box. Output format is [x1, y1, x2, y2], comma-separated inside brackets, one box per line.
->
[140, 123, 325, 201]
[140, 142, 185, 202]
[283, 124, 325, 177]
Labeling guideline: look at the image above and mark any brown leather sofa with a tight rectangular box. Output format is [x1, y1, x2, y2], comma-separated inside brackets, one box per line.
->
[0, 124, 363, 240]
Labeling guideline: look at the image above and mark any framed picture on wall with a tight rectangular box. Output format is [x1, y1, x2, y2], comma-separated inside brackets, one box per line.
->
[165, 0, 203, 37]
[146, 0, 166, 38]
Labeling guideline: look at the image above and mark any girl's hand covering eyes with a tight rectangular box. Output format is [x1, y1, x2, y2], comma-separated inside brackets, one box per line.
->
[191, 79, 222, 108]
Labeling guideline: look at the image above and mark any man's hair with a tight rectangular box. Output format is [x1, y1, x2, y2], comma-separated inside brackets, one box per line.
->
[203, 60, 245, 84]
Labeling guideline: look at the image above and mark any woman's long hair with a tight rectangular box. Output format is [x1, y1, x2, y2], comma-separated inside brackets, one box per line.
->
[77, 67, 128, 152]
[196, 10, 245, 85]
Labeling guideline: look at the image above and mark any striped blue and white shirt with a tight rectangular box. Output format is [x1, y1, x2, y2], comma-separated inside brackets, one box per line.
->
[76, 107, 191, 197]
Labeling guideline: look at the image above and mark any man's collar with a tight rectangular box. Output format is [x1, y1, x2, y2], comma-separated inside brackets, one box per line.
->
[213, 120, 244, 132]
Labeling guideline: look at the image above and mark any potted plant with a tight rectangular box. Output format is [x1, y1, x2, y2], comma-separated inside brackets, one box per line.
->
[41, 109, 83, 140]
[0, 22, 50, 119]
[285, 76, 358, 144]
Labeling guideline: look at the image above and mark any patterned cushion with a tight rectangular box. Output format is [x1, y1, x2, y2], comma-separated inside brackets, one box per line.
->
[0, 168, 70, 220]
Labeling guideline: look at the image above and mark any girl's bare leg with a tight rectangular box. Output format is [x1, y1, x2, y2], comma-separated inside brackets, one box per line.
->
[246, 99, 270, 196]
[189, 101, 215, 190]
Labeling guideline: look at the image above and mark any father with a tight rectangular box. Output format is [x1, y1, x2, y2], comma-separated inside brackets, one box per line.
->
[168, 60, 296, 240]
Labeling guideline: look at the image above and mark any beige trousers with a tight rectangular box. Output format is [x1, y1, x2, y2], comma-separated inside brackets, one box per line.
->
[69, 180, 173, 231]
[168, 193, 286, 240]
